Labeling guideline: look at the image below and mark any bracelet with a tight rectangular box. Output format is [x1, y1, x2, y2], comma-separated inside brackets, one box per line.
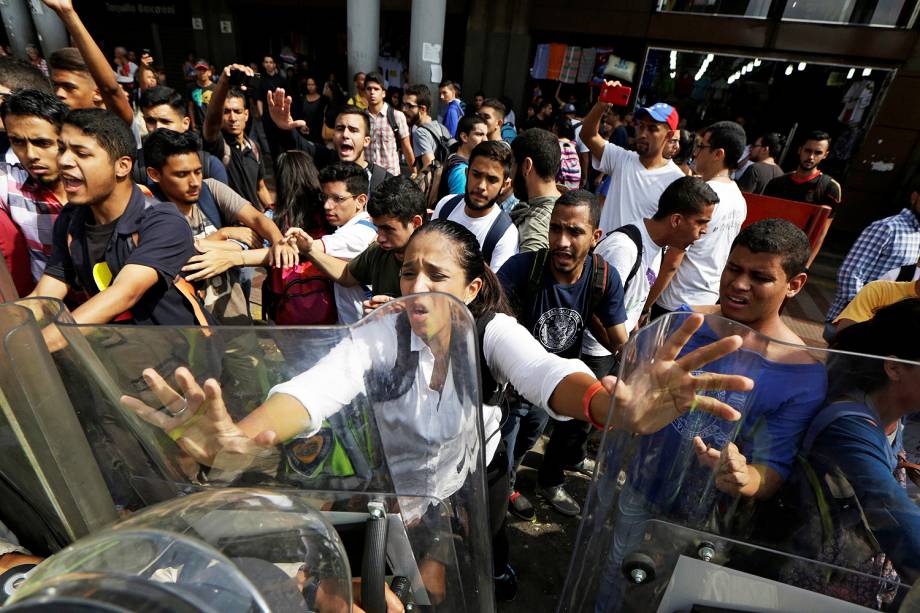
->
[582, 381, 609, 430]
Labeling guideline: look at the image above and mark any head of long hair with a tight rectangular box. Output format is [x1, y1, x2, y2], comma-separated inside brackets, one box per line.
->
[407, 219, 512, 319]
[273, 150, 324, 232]
[828, 297, 920, 398]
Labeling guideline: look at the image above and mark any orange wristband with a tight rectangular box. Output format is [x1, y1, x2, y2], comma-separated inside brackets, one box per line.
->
[582, 381, 608, 430]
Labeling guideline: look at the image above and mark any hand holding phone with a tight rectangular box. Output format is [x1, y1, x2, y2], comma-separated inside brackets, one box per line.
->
[600, 82, 632, 106]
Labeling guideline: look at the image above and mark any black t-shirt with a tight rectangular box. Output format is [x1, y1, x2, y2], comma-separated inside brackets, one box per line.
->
[203, 131, 264, 209]
[188, 81, 216, 130]
[258, 72, 288, 109]
[44, 187, 205, 325]
[497, 251, 627, 359]
[763, 171, 842, 207]
[736, 162, 784, 194]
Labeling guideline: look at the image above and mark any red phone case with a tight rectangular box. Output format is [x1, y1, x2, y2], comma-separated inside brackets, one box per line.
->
[600, 84, 631, 105]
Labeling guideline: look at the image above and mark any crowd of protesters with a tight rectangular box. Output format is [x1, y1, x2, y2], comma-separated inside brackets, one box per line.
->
[0, 1, 918, 609]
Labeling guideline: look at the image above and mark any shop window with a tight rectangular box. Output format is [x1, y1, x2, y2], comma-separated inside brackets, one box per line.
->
[782, 0, 918, 27]
[656, 0, 772, 18]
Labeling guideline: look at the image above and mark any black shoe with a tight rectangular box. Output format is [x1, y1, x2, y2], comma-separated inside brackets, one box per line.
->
[495, 564, 518, 601]
[539, 484, 581, 517]
[508, 490, 536, 522]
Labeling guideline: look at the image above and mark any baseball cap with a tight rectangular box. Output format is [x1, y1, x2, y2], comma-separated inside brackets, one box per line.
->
[194, 59, 210, 70]
[561, 103, 576, 114]
[635, 103, 679, 131]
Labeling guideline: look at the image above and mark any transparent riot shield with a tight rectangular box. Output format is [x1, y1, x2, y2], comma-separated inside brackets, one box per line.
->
[7, 489, 353, 612]
[0, 293, 493, 612]
[560, 311, 920, 613]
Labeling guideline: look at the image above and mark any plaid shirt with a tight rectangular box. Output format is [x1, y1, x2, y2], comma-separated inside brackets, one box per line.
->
[368, 103, 409, 177]
[826, 208, 920, 321]
[0, 153, 64, 282]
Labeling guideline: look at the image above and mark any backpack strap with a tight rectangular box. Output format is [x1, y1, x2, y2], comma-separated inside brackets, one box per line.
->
[588, 252, 609, 315]
[896, 263, 917, 282]
[418, 123, 449, 163]
[195, 182, 224, 230]
[199, 150, 212, 180]
[481, 210, 513, 266]
[434, 194, 465, 220]
[609, 224, 643, 292]
[356, 219, 377, 231]
[802, 401, 879, 454]
[369, 164, 389, 194]
[523, 248, 550, 313]
[474, 311, 500, 405]
[386, 104, 403, 140]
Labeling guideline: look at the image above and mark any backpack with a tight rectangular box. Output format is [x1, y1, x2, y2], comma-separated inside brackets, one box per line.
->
[600, 224, 644, 293]
[518, 248, 608, 319]
[501, 122, 517, 143]
[556, 141, 581, 190]
[412, 123, 455, 207]
[748, 401, 903, 607]
[434, 194, 513, 266]
[436, 153, 469, 200]
[266, 261, 337, 325]
[896, 263, 918, 282]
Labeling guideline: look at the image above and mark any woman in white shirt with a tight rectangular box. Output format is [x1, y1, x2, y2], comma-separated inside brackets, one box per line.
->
[123, 220, 752, 605]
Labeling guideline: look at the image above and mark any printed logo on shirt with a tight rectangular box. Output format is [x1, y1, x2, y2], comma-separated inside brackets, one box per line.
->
[534, 307, 583, 353]
[645, 267, 658, 287]
[669, 371, 749, 447]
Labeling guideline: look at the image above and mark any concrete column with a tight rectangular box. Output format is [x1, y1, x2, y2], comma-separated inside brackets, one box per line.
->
[0, 0, 38, 60]
[408, 0, 446, 103]
[347, 0, 380, 92]
[28, 0, 68, 59]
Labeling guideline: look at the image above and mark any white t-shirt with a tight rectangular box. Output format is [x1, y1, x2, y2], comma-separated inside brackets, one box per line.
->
[320, 211, 378, 324]
[592, 143, 685, 233]
[657, 179, 747, 310]
[432, 195, 519, 271]
[582, 222, 664, 357]
[269, 310, 591, 521]
[573, 123, 589, 154]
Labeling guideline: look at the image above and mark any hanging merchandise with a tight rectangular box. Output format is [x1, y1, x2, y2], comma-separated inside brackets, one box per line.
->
[838, 80, 874, 125]
[590, 48, 614, 89]
[577, 47, 597, 83]
[532, 44, 550, 79]
[603, 55, 637, 82]
[560, 46, 582, 84]
[546, 43, 567, 81]
[832, 125, 863, 161]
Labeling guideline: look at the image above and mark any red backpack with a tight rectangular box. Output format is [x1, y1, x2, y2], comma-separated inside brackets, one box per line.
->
[266, 261, 337, 325]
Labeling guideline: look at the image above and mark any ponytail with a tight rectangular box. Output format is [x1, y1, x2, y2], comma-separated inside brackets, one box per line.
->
[470, 263, 513, 319]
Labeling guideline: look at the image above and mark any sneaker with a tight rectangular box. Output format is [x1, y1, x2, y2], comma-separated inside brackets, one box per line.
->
[539, 485, 581, 517]
[508, 490, 536, 522]
[494, 563, 518, 601]
[564, 457, 597, 478]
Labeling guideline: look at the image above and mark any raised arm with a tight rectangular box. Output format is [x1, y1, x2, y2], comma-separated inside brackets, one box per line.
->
[42, 0, 134, 125]
[203, 64, 253, 144]
[579, 99, 612, 163]
[286, 227, 360, 287]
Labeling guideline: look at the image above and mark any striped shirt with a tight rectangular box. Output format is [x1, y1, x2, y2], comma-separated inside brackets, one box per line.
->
[826, 208, 920, 322]
[0, 153, 64, 282]
[368, 103, 410, 177]
[557, 140, 581, 190]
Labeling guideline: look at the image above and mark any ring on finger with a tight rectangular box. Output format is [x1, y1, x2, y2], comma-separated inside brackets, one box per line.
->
[166, 398, 189, 417]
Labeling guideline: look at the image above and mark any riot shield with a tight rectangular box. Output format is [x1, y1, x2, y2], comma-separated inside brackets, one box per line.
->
[0, 293, 493, 612]
[560, 311, 920, 613]
[7, 489, 353, 612]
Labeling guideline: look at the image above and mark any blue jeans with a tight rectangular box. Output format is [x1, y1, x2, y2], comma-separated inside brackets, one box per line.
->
[500, 396, 550, 489]
[595, 484, 652, 612]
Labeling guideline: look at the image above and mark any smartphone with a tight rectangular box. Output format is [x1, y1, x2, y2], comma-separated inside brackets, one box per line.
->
[600, 83, 632, 106]
[229, 69, 261, 90]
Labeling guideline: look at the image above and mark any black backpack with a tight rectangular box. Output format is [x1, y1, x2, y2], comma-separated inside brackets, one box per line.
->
[515, 248, 609, 320]
[434, 194, 513, 266]
[598, 224, 644, 293]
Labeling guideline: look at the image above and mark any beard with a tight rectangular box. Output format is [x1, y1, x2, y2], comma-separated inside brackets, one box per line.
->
[464, 191, 500, 212]
[513, 166, 528, 201]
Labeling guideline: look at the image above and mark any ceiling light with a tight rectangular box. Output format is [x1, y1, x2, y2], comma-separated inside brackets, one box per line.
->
[798, 62, 806, 71]
[846, 68, 855, 79]
[862, 67, 872, 76]
[785, 64, 793, 76]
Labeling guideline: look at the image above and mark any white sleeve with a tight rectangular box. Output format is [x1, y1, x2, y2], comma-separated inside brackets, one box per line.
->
[574, 125, 589, 154]
[879, 267, 901, 282]
[591, 141, 627, 174]
[596, 233, 637, 287]
[267, 319, 396, 436]
[483, 313, 593, 420]
[489, 224, 519, 272]
[322, 224, 377, 259]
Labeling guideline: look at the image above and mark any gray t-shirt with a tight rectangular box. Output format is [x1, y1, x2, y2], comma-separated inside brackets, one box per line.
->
[412, 120, 449, 159]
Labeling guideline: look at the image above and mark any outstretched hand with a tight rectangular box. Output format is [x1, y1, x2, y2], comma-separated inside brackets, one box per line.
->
[608, 314, 753, 435]
[267, 88, 307, 132]
[120, 367, 279, 480]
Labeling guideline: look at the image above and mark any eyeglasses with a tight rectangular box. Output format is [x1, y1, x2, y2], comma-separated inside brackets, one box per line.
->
[402, 102, 419, 109]
[325, 193, 355, 204]
[693, 143, 714, 153]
